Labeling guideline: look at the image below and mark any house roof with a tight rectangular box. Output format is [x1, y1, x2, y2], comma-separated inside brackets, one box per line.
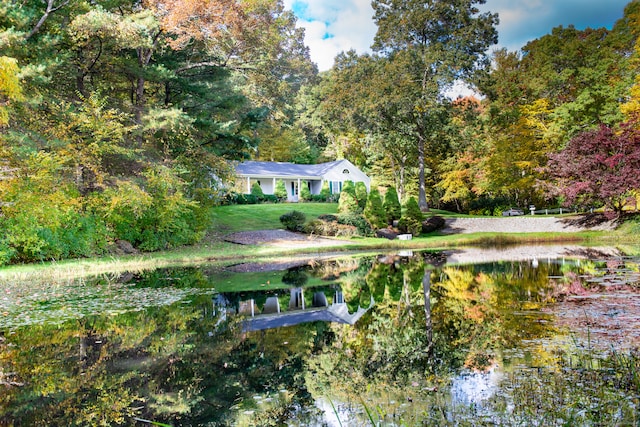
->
[236, 160, 350, 179]
[242, 301, 373, 332]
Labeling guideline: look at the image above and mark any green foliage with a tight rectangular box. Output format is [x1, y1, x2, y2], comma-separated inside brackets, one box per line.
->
[299, 181, 311, 202]
[338, 190, 360, 214]
[319, 181, 333, 201]
[250, 182, 265, 201]
[355, 181, 368, 209]
[0, 56, 23, 125]
[92, 167, 204, 251]
[0, 153, 109, 264]
[222, 192, 259, 205]
[304, 218, 359, 237]
[279, 210, 306, 232]
[341, 180, 356, 197]
[337, 213, 373, 236]
[305, 211, 373, 237]
[274, 179, 288, 201]
[363, 188, 387, 230]
[468, 195, 513, 216]
[282, 268, 308, 286]
[0, 194, 109, 264]
[399, 197, 424, 236]
[383, 186, 402, 223]
[0, 0, 317, 264]
[403, 197, 424, 222]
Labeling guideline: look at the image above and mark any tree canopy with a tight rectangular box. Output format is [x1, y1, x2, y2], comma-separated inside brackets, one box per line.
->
[546, 121, 640, 214]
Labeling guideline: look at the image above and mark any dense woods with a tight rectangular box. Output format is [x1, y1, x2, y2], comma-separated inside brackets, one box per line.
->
[0, 0, 316, 264]
[1, 0, 640, 265]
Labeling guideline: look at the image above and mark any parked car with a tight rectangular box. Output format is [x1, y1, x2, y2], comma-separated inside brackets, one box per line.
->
[502, 208, 524, 216]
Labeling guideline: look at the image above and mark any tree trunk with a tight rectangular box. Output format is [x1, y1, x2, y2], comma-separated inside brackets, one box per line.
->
[133, 31, 161, 145]
[423, 268, 433, 354]
[391, 154, 407, 201]
[417, 135, 429, 211]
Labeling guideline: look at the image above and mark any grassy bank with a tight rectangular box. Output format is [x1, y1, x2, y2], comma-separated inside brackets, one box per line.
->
[210, 202, 339, 233]
[0, 203, 636, 283]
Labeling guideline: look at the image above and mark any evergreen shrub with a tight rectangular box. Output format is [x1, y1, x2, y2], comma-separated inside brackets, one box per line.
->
[337, 213, 373, 236]
[355, 182, 368, 210]
[300, 181, 312, 201]
[364, 188, 387, 229]
[338, 190, 360, 214]
[250, 182, 265, 201]
[383, 187, 402, 223]
[399, 197, 424, 236]
[280, 210, 306, 231]
[319, 181, 333, 202]
[274, 179, 288, 201]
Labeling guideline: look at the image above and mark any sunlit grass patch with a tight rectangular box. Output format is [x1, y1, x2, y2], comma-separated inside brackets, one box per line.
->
[209, 203, 339, 233]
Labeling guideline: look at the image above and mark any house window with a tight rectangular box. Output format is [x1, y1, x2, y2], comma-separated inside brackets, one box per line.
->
[343, 169, 350, 174]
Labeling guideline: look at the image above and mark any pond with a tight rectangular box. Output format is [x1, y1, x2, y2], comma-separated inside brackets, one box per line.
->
[1, 245, 639, 426]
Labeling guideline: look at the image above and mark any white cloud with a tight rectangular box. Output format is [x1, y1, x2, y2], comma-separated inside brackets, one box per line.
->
[284, 0, 376, 70]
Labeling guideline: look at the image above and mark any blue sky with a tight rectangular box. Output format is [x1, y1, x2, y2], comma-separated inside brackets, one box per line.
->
[284, 0, 633, 72]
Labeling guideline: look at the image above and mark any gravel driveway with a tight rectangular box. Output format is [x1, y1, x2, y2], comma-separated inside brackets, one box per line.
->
[225, 229, 356, 248]
[441, 216, 617, 234]
[223, 215, 617, 249]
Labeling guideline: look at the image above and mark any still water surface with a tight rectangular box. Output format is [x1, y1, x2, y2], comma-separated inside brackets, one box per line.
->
[1, 245, 639, 426]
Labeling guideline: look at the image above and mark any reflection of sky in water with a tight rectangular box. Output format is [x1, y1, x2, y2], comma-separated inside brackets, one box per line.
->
[450, 365, 503, 406]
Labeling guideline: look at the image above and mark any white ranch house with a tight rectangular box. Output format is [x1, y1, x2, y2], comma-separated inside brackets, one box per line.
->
[236, 159, 371, 202]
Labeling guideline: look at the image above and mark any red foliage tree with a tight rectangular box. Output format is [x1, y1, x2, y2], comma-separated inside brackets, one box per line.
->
[546, 121, 640, 214]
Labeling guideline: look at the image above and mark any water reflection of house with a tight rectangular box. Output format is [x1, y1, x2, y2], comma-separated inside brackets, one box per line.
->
[213, 286, 374, 332]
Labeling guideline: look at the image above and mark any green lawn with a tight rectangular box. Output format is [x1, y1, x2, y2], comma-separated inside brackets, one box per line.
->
[209, 202, 339, 233]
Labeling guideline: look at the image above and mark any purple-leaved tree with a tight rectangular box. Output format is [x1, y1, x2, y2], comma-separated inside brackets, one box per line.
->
[546, 121, 640, 215]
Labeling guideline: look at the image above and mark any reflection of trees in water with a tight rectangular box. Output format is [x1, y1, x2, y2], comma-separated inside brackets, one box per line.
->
[2, 254, 624, 425]
[0, 294, 321, 426]
[282, 267, 309, 287]
[310, 258, 363, 280]
[304, 253, 567, 422]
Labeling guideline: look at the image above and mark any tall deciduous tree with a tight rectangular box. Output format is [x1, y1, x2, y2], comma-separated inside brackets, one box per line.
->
[371, 0, 498, 210]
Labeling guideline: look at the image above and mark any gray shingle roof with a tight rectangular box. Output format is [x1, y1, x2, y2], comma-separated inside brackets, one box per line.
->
[236, 160, 344, 178]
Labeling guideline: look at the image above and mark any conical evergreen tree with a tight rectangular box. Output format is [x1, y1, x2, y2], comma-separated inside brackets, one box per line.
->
[355, 181, 368, 209]
[274, 179, 287, 201]
[399, 196, 424, 236]
[339, 190, 360, 214]
[364, 188, 387, 229]
[383, 186, 402, 223]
